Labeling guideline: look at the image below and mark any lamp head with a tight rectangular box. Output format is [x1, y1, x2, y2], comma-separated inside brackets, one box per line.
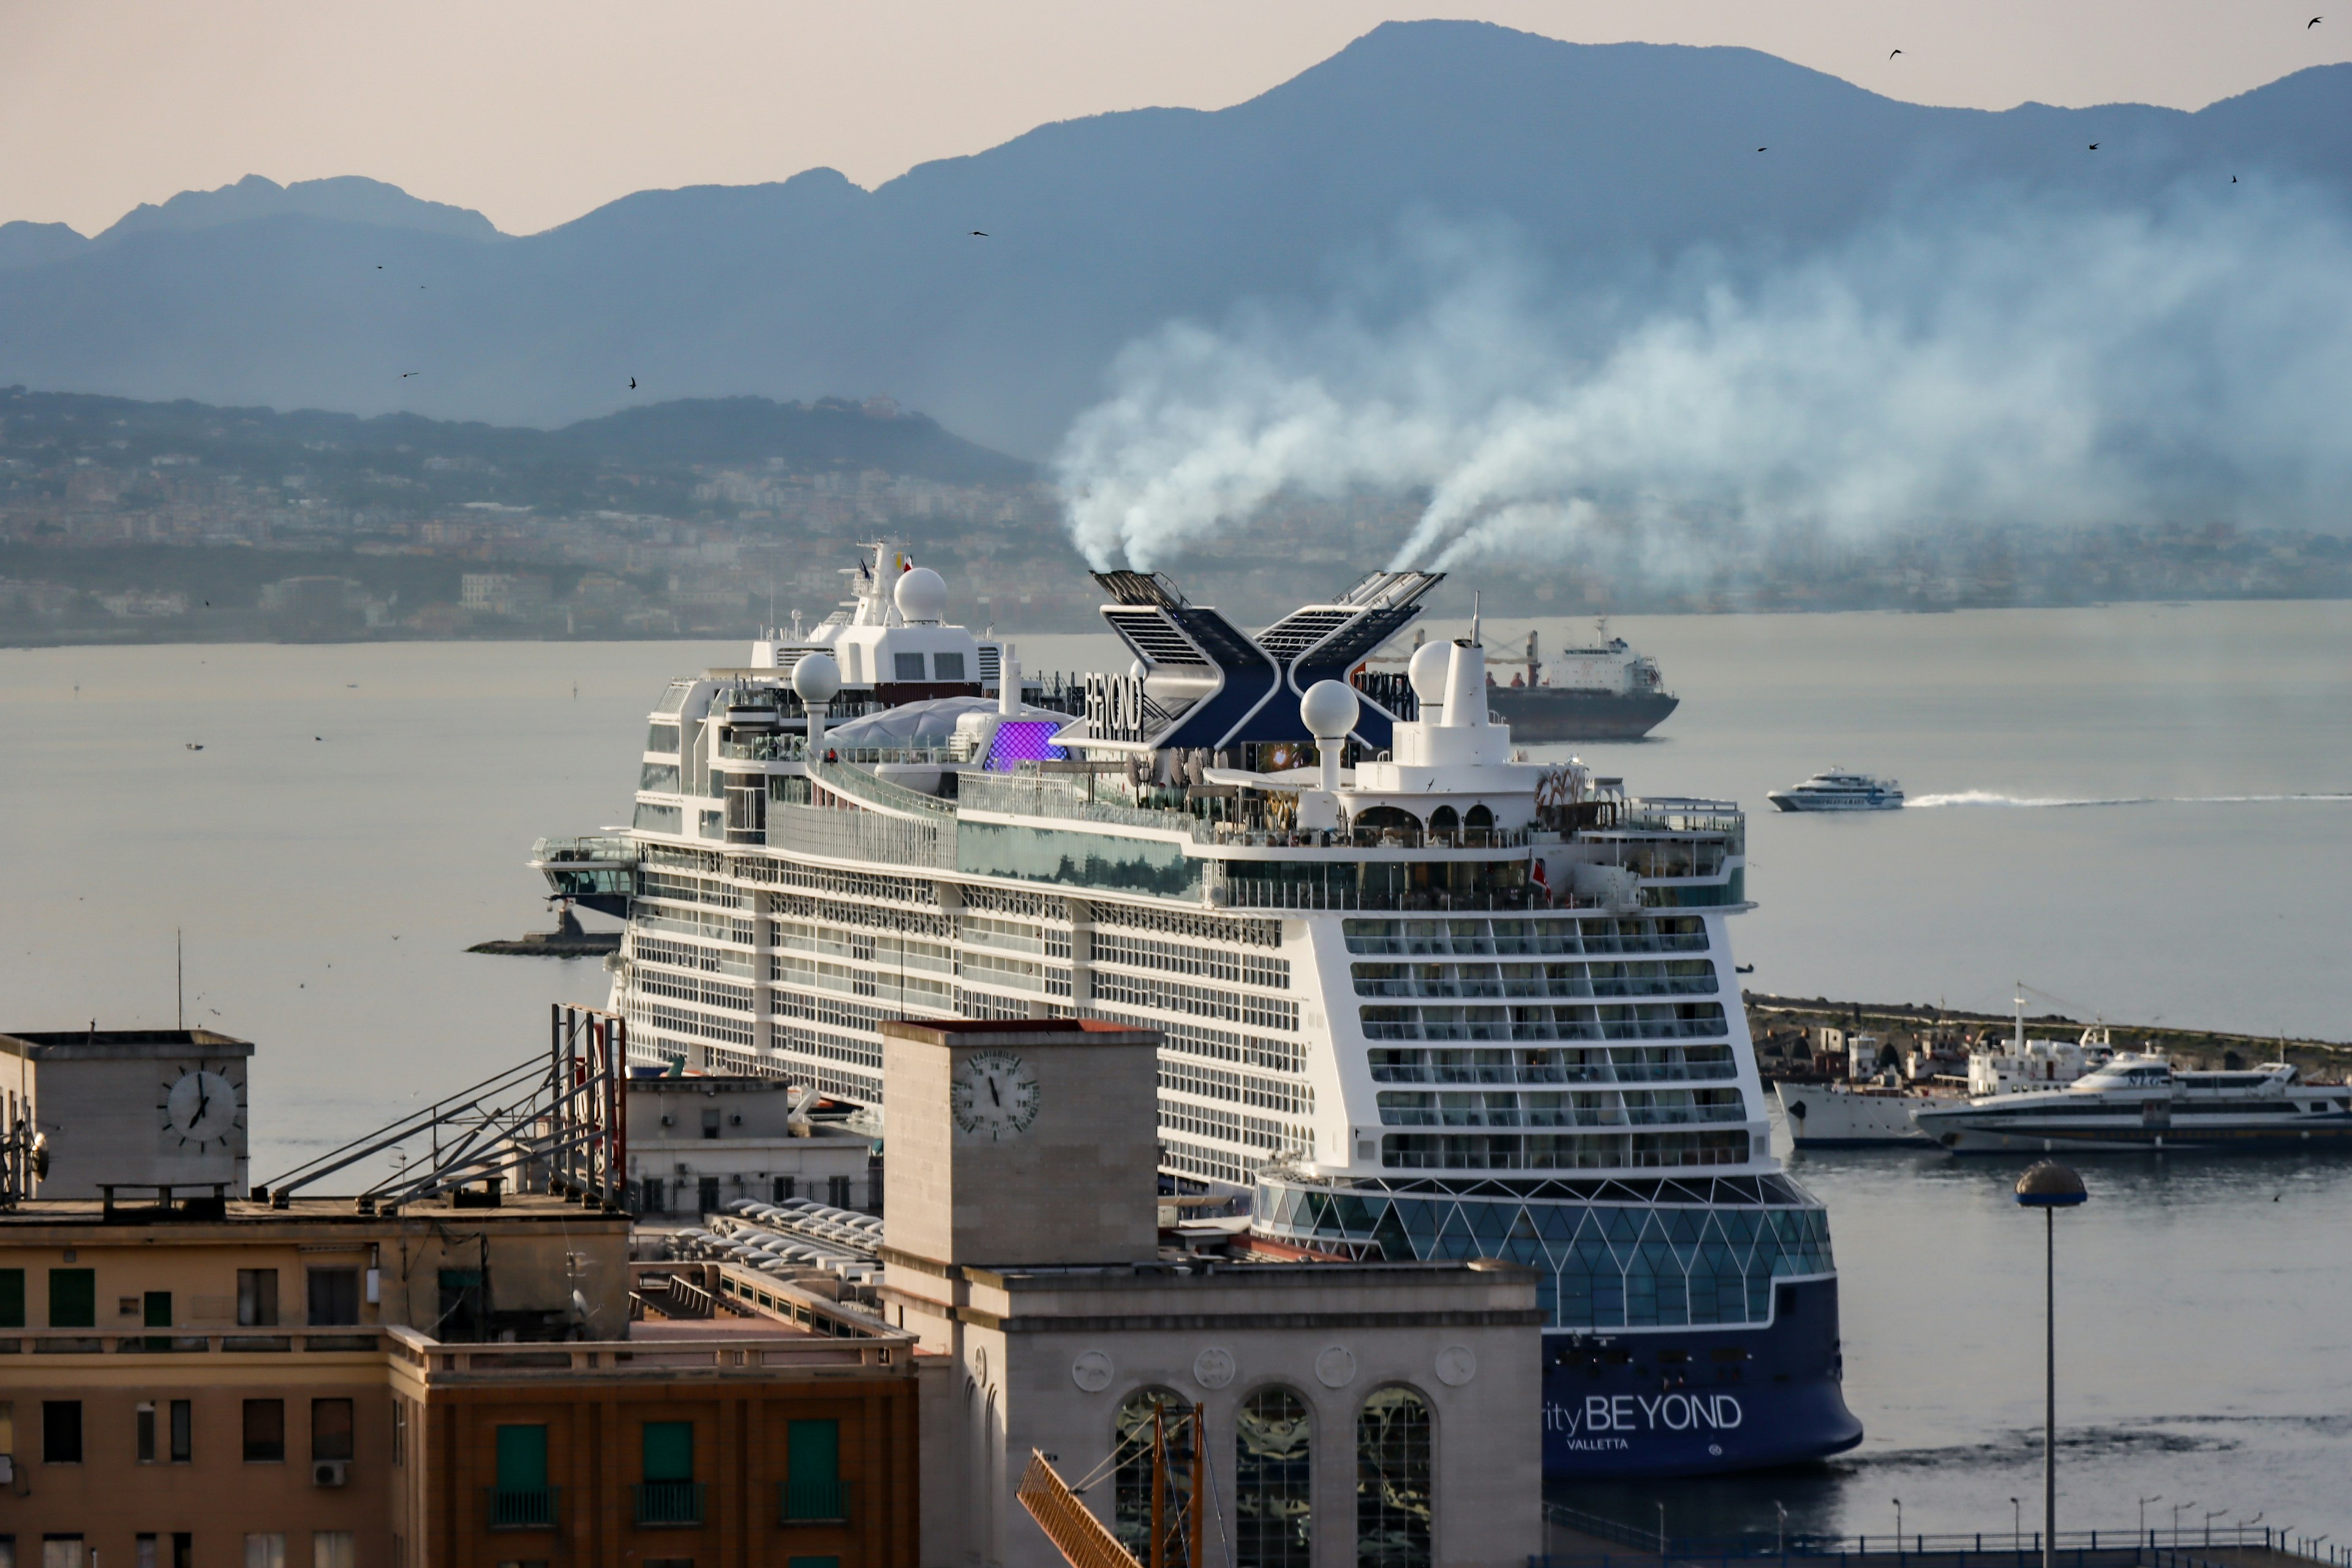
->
[2014, 1159, 2087, 1207]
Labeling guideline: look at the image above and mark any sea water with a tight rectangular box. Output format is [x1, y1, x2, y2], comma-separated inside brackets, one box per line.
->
[3, 598, 2348, 1539]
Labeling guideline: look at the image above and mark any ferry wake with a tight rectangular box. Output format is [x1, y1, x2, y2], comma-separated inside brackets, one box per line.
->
[532, 544, 1863, 1479]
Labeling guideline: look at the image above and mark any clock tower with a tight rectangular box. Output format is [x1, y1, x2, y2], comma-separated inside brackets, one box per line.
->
[879, 1018, 1161, 1272]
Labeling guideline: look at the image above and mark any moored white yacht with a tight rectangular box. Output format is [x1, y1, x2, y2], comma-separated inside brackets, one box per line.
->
[532, 545, 1863, 1479]
[1913, 1055, 2352, 1153]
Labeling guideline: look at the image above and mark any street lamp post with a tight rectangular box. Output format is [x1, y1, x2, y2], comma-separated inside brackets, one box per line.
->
[2015, 1160, 2087, 1568]
[2011, 1498, 2022, 1554]
[1776, 1501, 1790, 1556]
[1894, 1501, 1904, 1550]
[2174, 1502, 2197, 1541]
[2139, 1496, 2162, 1545]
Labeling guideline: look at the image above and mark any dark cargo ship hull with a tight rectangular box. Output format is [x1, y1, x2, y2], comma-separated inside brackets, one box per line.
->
[1490, 687, 1679, 741]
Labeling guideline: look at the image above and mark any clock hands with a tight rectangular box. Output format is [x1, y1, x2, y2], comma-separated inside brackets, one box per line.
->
[987, 1076, 1002, 1107]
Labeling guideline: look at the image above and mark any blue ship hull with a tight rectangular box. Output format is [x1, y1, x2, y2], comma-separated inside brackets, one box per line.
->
[1542, 1276, 1863, 1478]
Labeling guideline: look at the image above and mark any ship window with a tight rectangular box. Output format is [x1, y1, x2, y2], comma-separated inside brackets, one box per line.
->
[933, 652, 967, 680]
[894, 652, 927, 681]
[646, 723, 679, 754]
[1465, 804, 1494, 830]
[1428, 806, 1460, 834]
[633, 803, 683, 834]
[640, 762, 680, 793]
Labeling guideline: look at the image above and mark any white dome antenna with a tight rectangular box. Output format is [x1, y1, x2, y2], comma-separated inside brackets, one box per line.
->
[1408, 640, 1451, 712]
[894, 565, 948, 624]
[1300, 679, 1360, 792]
[793, 652, 842, 752]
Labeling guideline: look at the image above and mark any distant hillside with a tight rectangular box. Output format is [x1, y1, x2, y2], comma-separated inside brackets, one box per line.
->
[0, 386, 1031, 496]
[2, 22, 2349, 453]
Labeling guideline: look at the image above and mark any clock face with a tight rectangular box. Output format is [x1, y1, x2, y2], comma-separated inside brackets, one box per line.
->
[159, 1066, 243, 1153]
[950, 1050, 1041, 1142]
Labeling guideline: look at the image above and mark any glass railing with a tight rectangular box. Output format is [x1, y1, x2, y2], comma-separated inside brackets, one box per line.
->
[486, 1486, 560, 1531]
[633, 1480, 705, 1527]
[780, 1476, 852, 1523]
[808, 759, 956, 819]
[956, 770, 1206, 839]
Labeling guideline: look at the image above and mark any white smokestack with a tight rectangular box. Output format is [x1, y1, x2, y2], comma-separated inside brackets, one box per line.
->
[1440, 640, 1485, 728]
[999, 643, 1020, 716]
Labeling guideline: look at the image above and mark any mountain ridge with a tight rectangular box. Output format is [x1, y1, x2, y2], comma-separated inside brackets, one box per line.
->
[2, 21, 2348, 454]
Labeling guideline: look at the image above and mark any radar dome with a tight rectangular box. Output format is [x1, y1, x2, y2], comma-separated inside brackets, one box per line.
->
[1408, 641, 1452, 704]
[791, 652, 842, 705]
[1299, 680, 1360, 741]
[894, 565, 948, 623]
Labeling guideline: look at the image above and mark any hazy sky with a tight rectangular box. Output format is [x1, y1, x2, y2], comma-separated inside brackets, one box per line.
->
[2, 1, 2344, 237]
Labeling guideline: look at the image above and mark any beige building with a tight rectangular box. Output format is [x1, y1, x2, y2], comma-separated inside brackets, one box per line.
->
[624, 1075, 875, 1217]
[877, 1019, 1544, 1568]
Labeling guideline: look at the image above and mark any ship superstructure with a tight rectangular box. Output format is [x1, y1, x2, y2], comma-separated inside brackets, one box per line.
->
[535, 545, 1861, 1478]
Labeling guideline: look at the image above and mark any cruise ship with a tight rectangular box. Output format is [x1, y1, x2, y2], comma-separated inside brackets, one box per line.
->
[533, 544, 1862, 1479]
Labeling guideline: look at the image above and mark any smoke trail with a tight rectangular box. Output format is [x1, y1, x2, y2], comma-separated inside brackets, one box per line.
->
[1054, 186, 2352, 573]
[1906, 791, 2352, 809]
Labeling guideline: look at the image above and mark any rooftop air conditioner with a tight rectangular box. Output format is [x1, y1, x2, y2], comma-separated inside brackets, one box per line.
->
[312, 1460, 349, 1487]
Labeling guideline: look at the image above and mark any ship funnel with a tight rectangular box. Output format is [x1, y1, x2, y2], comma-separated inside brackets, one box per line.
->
[999, 643, 1020, 717]
[1440, 639, 1487, 728]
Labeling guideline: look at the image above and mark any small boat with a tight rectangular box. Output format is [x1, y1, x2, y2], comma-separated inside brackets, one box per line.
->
[1767, 769, 1902, 812]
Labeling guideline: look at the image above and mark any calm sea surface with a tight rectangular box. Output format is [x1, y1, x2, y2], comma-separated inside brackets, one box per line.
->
[4, 598, 2348, 1538]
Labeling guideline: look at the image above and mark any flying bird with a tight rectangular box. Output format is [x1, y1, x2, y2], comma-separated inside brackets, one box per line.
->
[629, 377, 637, 390]
[1889, 48, 1902, 58]
[2233, 175, 2239, 183]
[401, 371, 419, 379]
[2310, 16, 2323, 26]
[314, 735, 323, 741]
[970, 230, 989, 236]
[2088, 143, 2100, 150]
[1757, 146, 1768, 153]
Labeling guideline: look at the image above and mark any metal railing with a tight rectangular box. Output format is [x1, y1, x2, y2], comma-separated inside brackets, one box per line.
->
[633, 1480, 706, 1527]
[485, 1486, 560, 1531]
[1537, 1505, 2303, 1565]
[780, 1476, 853, 1524]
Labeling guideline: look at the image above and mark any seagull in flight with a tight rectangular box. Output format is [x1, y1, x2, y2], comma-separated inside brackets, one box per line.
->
[1756, 146, 1768, 153]
[2088, 142, 2100, 150]
[1889, 48, 1902, 58]
[970, 230, 989, 237]
[629, 377, 637, 390]
[2310, 15, 2323, 26]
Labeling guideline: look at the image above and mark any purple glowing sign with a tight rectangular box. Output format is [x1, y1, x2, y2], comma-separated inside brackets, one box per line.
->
[986, 720, 1068, 772]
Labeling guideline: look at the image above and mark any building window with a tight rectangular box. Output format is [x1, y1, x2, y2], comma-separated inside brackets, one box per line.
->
[697, 1177, 721, 1214]
[491, 1423, 555, 1530]
[826, 1175, 852, 1208]
[1355, 1388, 1433, 1568]
[307, 1268, 360, 1327]
[782, 1419, 845, 1521]
[1113, 1390, 1195, 1559]
[701, 1107, 721, 1140]
[137, 1401, 157, 1463]
[437, 1271, 486, 1341]
[137, 1535, 157, 1568]
[392, 1401, 407, 1466]
[0, 1268, 23, 1327]
[244, 1399, 286, 1463]
[243, 1535, 285, 1568]
[311, 1400, 354, 1463]
[309, 1534, 354, 1568]
[637, 1422, 701, 1526]
[171, 1400, 193, 1463]
[1235, 1387, 1311, 1568]
[173, 1534, 193, 1568]
[42, 1401, 82, 1464]
[41, 1538, 85, 1568]
[47, 1270, 94, 1329]
[238, 1270, 279, 1327]
[772, 1175, 795, 1202]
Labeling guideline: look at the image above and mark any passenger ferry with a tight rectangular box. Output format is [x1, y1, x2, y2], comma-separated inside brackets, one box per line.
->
[1913, 1055, 2352, 1152]
[1766, 770, 1904, 812]
[533, 544, 1863, 1479]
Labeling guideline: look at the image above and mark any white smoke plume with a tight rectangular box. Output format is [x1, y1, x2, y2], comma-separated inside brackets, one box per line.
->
[1054, 186, 2352, 575]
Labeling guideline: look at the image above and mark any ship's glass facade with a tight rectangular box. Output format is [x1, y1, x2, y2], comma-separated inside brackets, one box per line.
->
[1253, 1176, 1834, 1330]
